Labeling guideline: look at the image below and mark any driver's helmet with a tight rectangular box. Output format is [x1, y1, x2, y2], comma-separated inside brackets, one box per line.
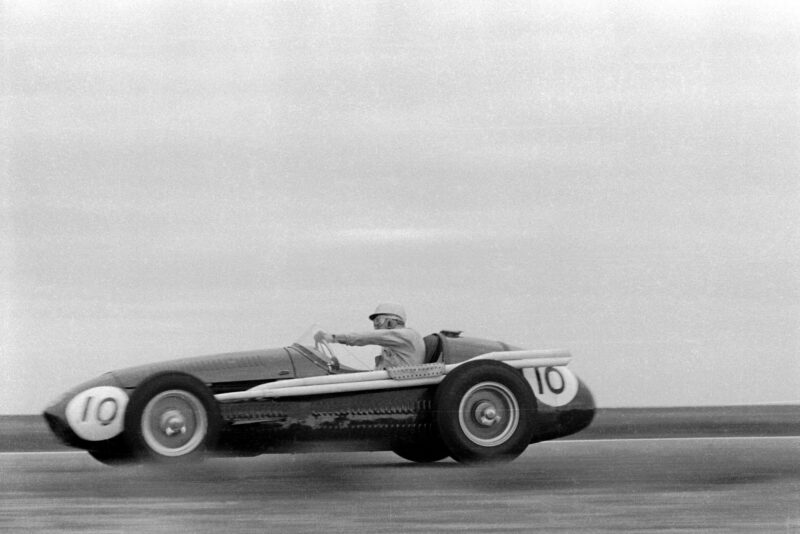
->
[368, 303, 406, 324]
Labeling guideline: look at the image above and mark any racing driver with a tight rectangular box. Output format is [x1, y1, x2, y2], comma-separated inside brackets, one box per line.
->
[314, 303, 425, 369]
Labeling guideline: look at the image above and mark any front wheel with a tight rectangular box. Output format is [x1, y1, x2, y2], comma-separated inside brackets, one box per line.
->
[124, 372, 221, 463]
[434, 360, 536, 464]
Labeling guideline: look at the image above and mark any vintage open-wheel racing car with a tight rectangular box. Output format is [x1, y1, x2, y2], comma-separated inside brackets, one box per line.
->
[43, 326, 595, 465]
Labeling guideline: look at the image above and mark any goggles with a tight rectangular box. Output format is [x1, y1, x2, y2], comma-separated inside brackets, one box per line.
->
[372, 315, 394, 329]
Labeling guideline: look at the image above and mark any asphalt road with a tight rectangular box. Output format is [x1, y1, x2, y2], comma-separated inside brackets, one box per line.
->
[1, 437, 798, 533]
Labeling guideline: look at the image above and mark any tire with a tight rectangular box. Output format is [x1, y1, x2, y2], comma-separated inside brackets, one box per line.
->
[434, 360, 536, 464]
[88, 448, 137, 466]
[123, 372, 221, 463]
[391, 434, 450, 463]
[87, 436, 137, 466]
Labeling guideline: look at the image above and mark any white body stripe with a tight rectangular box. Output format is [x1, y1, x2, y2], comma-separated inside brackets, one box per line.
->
[215, 350, 571, 402]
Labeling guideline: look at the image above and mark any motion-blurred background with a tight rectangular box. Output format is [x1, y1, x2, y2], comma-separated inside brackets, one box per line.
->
[2, 1, 798, 413]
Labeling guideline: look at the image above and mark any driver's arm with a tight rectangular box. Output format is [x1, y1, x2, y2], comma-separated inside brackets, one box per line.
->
[331, 329, 408, 348]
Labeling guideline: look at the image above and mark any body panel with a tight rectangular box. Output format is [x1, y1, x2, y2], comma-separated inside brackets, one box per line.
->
[217, 387, 436, 454]
[111, 348, 295, 389]
[440, 335, 517, 364]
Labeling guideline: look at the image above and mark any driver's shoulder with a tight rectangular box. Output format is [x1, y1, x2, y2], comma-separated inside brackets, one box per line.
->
[395, 327, 424, 342]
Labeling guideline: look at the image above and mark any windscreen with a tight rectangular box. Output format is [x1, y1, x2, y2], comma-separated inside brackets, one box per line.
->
[294, 324, 380, 371]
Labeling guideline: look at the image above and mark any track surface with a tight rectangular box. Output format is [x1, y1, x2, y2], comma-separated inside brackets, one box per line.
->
[2, 438, 798, 533]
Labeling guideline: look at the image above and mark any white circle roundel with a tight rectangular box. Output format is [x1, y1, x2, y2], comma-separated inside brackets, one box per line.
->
[65, 386, 129, 441]
[523, 366, 579, 407]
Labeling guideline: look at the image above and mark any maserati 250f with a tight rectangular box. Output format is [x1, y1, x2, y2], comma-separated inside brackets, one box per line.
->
[43, 327, 595, 465]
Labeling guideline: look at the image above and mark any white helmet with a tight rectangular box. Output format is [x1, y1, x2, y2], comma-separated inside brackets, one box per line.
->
[368, 303, 407, 324]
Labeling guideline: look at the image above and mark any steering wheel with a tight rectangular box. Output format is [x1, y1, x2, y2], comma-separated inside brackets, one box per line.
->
[315, 339, 340, 372]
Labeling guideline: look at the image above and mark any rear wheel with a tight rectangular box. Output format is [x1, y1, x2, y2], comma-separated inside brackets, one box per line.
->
[124, 372, 221, 463]
[434, 360, 535, 464]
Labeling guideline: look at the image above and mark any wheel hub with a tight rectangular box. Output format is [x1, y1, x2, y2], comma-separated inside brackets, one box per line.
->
[474, 401, 501, 426]
[458, 381, 520, 447]
[141, 389, 208, 457]
[160, 410, 188, 437]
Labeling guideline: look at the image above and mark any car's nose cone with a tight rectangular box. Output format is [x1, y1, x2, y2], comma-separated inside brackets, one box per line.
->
[559, 378, 596, 435]
[42, 409, 79, 447]
[42, 372, 124, 448]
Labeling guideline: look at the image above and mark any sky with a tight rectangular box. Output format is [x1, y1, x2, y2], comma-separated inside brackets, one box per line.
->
[2, 1, 798, 414]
